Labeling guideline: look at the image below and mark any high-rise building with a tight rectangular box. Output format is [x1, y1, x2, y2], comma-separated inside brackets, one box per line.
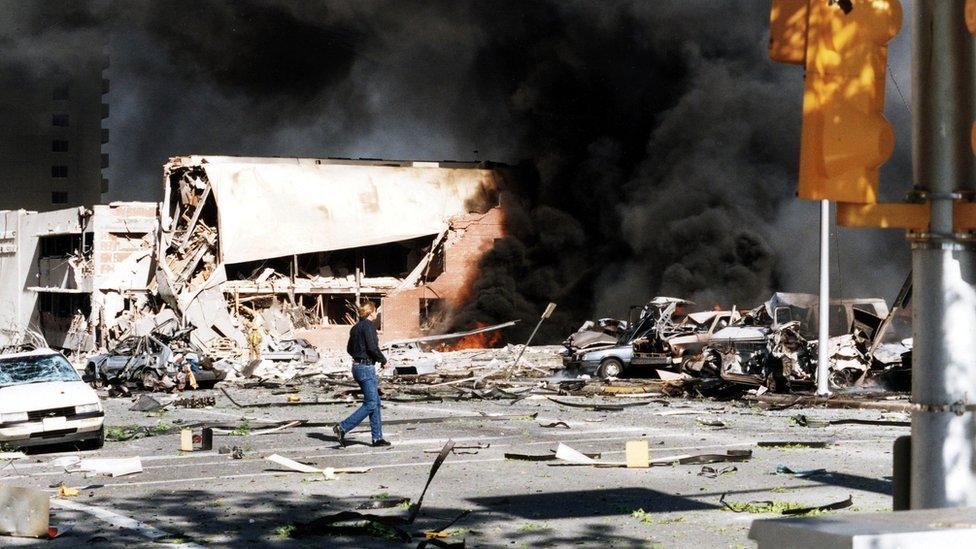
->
[0, 47, 109, 212]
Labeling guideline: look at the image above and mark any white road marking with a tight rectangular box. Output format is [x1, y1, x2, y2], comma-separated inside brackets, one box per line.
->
[16, 437, 754, 488]
[51, 498, 204, 548]
[5, 427, 680, 479]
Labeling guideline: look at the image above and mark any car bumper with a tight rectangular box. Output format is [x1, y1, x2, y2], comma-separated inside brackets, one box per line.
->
[0, 416, 104, 447]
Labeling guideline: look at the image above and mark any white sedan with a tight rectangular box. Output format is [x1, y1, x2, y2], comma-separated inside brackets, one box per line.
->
[0, 349, 105, 449]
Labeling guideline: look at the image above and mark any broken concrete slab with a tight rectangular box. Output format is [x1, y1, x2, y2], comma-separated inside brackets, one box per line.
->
[66, 457, 143, 478]
[0, 485, 49, 538]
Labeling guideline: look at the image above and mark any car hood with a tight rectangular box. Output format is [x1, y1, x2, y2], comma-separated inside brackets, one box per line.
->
[710, 326, 769, 342]
[0, 381, 99, 413]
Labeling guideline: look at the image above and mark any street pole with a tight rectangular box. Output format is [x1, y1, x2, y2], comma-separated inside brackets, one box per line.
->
[910, 0, 976, 509]
[817, 199, 831, 396]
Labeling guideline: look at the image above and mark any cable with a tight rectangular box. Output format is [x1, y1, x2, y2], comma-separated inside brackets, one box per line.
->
[887, 60, 911, 115]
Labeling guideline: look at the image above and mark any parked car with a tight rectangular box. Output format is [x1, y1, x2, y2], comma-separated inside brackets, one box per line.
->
[85, 334, 225, 389]
[0, 348, 105, 449]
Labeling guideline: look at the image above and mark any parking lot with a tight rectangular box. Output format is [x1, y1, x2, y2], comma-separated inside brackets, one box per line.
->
[1, 386, 904, 548]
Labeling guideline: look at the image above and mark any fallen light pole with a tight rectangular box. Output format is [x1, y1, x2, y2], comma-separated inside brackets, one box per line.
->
[508, 302, 557, 375]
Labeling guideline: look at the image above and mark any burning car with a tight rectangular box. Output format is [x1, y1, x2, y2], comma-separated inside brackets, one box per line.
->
[0, 349, 104, 449]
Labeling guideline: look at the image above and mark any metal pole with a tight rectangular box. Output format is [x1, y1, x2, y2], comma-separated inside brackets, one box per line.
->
[910, 0, 976, 509]
[817, 199, 831, 396]
[509, 303, 557, 376]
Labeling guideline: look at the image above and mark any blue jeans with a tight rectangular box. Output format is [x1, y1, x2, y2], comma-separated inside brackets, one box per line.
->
[339, 363, 383, 442]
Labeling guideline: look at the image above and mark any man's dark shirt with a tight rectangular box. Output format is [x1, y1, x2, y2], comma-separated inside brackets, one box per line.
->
[347, 318, 387, 365]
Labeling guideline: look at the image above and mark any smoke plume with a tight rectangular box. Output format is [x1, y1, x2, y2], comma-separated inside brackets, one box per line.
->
[0, 0, 913, 342]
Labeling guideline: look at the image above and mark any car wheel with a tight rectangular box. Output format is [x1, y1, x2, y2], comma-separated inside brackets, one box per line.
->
[85, 363, 104, 389]
[140, 369, 162, 390]
[829, 368, 855, 389]
[78, 426, 105, 451]
[764, 370, 789, 393]
[597, 358, 624, 379]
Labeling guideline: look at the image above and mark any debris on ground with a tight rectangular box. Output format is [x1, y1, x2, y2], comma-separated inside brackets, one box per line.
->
[0, 485, 50, 538]
[66, 457, 143, 478]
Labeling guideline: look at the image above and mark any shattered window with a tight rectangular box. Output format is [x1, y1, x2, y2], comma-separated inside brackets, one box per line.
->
[0, 353, 80, 388]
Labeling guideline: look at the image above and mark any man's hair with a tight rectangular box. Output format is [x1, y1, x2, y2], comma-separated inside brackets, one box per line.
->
[357, 301, 376, 319]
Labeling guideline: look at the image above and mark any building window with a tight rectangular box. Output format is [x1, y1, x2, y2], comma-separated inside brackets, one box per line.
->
[51, 165, 68, 178]
[52, 114, 69, 127]
[52, 140, 69, 152]
[52, 85, 69, 100]
[51, 191, 68, 205]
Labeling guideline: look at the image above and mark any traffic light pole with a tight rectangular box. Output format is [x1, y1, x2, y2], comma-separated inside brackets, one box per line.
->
[910, 0, 976, 509]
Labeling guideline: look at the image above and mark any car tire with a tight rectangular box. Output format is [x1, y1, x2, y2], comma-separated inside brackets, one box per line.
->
[78, 426, 105, 451]
[597, 358, 624, 379]
[140, 369, 162, 390]
[85, 363, 104, 388]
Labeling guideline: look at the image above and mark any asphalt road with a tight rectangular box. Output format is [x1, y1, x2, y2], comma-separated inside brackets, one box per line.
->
[0, 385, 905, 548]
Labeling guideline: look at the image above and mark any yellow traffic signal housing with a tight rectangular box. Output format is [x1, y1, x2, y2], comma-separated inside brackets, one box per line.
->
[770, 0, 902, 203]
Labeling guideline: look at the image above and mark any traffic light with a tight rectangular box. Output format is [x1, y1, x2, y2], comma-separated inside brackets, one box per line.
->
[770, 0, 902, 203]
[968, 0, 976, 158]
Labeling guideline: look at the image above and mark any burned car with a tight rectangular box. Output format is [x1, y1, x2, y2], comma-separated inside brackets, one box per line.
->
[563, 318, 629, 352]
[85, 333, 225, 390]
[683, 293, 897, 392]
[563, 297, 737, 379]
[264, 338, 320, 363]
[1, 349, 105, 449]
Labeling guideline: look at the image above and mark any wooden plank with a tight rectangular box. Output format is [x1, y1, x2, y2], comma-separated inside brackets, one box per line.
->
[176, 183, 211, 252]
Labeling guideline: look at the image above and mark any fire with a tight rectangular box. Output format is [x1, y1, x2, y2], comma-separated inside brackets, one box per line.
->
[444, 323, 502, 350]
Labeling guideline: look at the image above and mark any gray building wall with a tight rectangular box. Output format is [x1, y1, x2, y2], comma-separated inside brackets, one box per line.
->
[0, 48, 108, 212]
[0, 203, 155, 351]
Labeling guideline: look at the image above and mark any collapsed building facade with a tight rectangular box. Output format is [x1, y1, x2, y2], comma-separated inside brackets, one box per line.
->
[157, 156, 508, 355]
[1, 156, 510, 363]
[0, 203, 157, 353]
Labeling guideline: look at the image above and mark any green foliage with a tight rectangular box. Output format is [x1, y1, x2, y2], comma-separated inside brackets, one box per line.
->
[273, 524, 296, 539]
[516, 522, 547, 533]
[631, 509, 685, 525]
[230, 418, 251, 436]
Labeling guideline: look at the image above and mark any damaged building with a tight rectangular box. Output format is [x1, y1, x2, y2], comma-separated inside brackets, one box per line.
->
[1, 155, 513, 364]
[0, 202, 157, 352]
[157, 155, 509, 355]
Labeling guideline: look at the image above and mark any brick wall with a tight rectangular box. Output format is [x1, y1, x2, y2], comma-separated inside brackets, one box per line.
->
[296, 206, 505, 348]
[427, 207, 504, 306]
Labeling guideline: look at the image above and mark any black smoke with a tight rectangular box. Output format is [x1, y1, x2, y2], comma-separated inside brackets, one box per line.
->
[0, 0, 912, 342]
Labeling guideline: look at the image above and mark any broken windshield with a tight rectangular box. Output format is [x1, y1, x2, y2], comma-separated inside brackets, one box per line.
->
[0, 353, 80, 387]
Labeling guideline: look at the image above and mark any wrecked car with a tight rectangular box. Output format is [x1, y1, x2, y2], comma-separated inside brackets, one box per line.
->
[0, 349, 104, 449]
[690, 321, 813, 392]
[563, 318, 629, 352]
[85, 333, 225, 390]
[264, 338, 320, 363]
[684, 293, 898, 392]
[563, 298, 735, 379]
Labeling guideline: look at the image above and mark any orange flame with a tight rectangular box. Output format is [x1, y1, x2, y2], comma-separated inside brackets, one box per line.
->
[443, 322, 503, 350]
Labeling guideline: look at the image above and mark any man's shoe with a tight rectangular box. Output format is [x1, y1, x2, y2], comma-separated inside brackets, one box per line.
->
[333, 425, 347, 446]
[372, 439, 392, 447]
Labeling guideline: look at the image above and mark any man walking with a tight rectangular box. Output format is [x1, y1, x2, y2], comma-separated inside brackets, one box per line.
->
[334, 301, 391, 447]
